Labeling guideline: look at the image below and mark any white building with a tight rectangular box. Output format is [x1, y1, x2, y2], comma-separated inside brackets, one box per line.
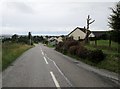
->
[68, 27, 95, 40]
[56, 36, 63, 43]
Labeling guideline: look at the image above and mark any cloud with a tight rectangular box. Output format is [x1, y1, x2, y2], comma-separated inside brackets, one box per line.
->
[2, 26, 74, 35]
[4, 1, 34, 14]
[1, 0, 119, 35]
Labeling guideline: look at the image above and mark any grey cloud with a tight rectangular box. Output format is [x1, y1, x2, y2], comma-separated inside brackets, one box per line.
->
[7, 2, 33, 13]
[1, 1, 118, 35]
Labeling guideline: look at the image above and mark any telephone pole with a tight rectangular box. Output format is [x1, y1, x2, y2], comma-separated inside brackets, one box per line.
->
[85, 15, 95, 43]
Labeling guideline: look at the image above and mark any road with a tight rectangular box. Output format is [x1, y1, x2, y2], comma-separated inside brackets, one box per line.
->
[2, 43, 118, 88]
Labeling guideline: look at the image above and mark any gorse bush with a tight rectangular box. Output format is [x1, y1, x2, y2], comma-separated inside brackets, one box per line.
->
[55, 42, 64, 52]
[55, 38, 105, 63]
[55, 39, 79, 54]
[64, 40, 79, 48]
[88, 49, 105, 63]
[76, 45, 88, 59]
[68, 46, 79, 55]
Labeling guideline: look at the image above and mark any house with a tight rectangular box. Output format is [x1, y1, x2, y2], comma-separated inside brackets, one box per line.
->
[48, 37, 57, 46]
[88, 32, 95, 37]
[56, 36, 63, 43]
[43, 36, 47, 40]
[68, 27, 95, 40]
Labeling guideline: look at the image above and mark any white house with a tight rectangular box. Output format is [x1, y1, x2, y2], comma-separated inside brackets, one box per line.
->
[56, 36, 63, 43]
[89, 32, 95, 37]
[68, 27, 95, 40]
[48, 37, 57, 46]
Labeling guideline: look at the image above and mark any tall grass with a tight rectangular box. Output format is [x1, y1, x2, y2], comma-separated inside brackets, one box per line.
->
[2, 42, 32, 70]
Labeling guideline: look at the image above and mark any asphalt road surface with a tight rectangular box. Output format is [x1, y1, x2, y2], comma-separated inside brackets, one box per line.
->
[2, 43, 118, 88]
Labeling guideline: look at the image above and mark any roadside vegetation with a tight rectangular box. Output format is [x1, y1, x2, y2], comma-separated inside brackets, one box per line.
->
[2, 32, 34, 71]
[85, 40, 119, 73]
[46, 44, 55, 48]
[55, 38, 119, 73]
[2, 42, 32, 70]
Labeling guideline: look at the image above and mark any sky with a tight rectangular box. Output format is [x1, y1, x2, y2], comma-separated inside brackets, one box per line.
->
[0, 0, 120, 36]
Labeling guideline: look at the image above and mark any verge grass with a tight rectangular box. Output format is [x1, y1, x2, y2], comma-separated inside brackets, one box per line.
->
[84, 40, 120, 73]
[2, 42, 32, 70]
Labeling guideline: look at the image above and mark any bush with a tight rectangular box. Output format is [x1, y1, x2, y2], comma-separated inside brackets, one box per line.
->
[68, 46, 79, 55]
[55, 39, 106, 64]
[55, 42, 64, 51]
[88, 49, 105, 63]
[76, 45, 88, 59]
[55, 39, 79, 54]
[63, 40, 79, 49]
[43, 40, 48, 45]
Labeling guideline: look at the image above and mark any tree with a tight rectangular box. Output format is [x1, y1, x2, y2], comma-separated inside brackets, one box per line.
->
[12, 34, 18, 42]
[18, 36, 29, 44]
[33, 36, 44, 43]
[108, 1, 120, 44]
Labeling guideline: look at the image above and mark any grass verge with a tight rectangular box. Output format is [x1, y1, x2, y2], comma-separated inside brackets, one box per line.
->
[60, 51, 119, 73]
[2, 42, 33, 71]
[84, 40, 119, 73]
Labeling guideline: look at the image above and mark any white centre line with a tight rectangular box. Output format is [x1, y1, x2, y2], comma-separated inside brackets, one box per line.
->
[43, 57, 48, 64]
[41, 49, 44, 55]
[46, 56, 73, 87]
[42, 52, 44, 55]
[50, 71, 61, 89]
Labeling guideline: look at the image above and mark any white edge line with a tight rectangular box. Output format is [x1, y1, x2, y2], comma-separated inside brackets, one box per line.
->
[43, 57, 48, 64]
[46, 56, 73, 87]
[50, 71, 61, 89]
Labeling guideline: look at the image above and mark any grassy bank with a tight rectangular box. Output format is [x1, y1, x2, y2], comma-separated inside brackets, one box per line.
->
[2, 42, 32, 70]
[84, 40, 120, 73]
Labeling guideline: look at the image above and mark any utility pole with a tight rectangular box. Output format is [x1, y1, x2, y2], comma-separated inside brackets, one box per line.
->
[85, 15, 95, 43]
[86, 15, 95, 30]
[28, 32, 32, 45]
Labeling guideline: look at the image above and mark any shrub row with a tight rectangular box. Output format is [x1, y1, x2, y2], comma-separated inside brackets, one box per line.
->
[55, 38, 105, 63]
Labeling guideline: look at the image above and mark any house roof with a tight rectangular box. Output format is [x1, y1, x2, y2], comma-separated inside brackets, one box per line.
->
[67, 27, 91, 36]
[91, 31, 107, 37]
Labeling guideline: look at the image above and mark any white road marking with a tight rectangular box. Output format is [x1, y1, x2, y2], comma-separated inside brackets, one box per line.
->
[42, 52, 44, 55]
[50, 71, 61, 89]
[43, 57, 48, 64]
[41, 49, 42, 52]
[46, 56, 73, 87]
[41, 49, 44, 55]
